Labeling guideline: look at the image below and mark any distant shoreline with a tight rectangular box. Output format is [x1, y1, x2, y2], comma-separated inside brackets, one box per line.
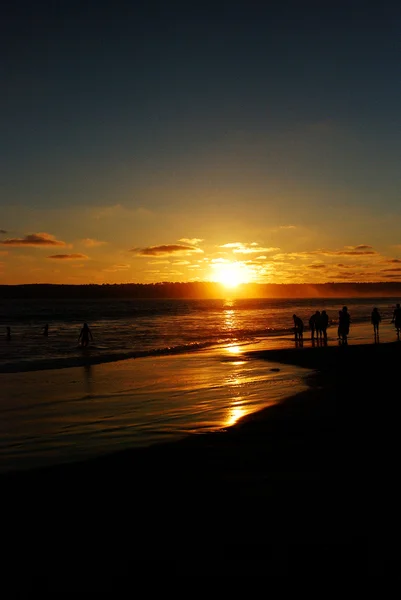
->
[1, 281, 401, 299]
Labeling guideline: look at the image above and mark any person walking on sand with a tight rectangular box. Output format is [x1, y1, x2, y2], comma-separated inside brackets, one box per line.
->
[308, 310, 320, 340]
[293, 314, 304, 341]
[43, 323, 49, 337]
[391, 303, 401, 339]
[371, 308, 381, 338]
[6, 326, 11, 341]
[338, 306, 351, 344]
[78, 322, 93, 347]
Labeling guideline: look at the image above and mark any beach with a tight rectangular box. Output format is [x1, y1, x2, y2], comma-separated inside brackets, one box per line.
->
[2, 329, 400, 584]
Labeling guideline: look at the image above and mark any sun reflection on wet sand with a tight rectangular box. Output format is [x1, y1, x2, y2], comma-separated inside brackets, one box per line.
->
[224, 343, 246, 365]
[225, 401, 247, 427]
[0, 347, 309, 472]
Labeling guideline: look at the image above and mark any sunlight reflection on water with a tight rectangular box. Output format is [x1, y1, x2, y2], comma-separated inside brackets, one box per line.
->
[0, 347, 309, 472]
[225, 401, 247, 427]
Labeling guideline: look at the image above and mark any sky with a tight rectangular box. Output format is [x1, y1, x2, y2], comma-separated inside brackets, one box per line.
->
[1, 0, 401, 286]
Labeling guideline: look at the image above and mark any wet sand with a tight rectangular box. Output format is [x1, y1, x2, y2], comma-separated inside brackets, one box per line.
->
[2, 339, 400, 584]
[0, 347, 308, 472]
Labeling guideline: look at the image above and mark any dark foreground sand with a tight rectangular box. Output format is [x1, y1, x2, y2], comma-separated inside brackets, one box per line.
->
[2, 342, 400, 585]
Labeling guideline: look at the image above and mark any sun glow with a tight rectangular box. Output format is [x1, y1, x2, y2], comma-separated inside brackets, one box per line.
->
[212, 262, 251, 288]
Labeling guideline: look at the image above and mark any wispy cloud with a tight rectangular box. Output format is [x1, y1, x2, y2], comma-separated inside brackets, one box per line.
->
[81, 238, 107, 247]
[132, 244, 203, 257]
[344, 245, 373, 250]
[307, 263, 327, 269]
[178, 238, 204, 245]
[149, 260, 170, 265]
[102, 264, 130, 272]
[298, 246, 378, 257]
[211, 258, 230, 264]
[269, 225, 297, 233]
[320, 250, 377, 256]
[47, 254, 88, 260]
[219, 242, 280, 254]
[0, 233, 66, 247]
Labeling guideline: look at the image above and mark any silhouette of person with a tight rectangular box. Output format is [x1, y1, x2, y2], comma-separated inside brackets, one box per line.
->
[338, 306, 351, 344]
[391, 303, 401, 339]
[6, 326, 11, 340]
[337, 310, 342, 340]
[308, 310, 320, 340]
[43, 324, 49, 336]
[293, 314, 304, 341]
[320, 310, 329, 342]
[315, 310, 322, 340]
[78, 322, 93, 347]
[371, 308, 381, 337]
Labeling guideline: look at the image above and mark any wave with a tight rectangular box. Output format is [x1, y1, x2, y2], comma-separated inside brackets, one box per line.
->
[0, 325, 297, 373]
[0, 340, 228, 374]
[0, 309, 394, 374]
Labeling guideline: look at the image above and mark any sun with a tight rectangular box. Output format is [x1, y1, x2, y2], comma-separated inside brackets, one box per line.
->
[213, 262, 249, 288]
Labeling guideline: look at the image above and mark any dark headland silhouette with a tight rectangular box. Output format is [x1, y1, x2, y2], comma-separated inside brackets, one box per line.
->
[1, 282, 401, 300]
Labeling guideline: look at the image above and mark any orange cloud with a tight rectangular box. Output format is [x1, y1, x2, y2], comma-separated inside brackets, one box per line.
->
[344, 245, 373, 250]
[301, 247, 377, 257]
[47, 254, 88, 260]
[102, 264, 130, 272]
[0, 233, 66, 247]
[220, 242, 280, 254]
[178, 238, 204, 245]
[132, 244, 203, 256]
[81, 238, 107, 247]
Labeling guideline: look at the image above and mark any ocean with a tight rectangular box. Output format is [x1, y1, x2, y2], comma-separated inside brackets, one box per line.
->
[0, 296, 398, 372]
[0, 296, 399, 472]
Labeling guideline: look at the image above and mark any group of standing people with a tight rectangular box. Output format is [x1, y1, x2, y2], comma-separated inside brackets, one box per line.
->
[309, 310, 331, 342]
[293, 308, 342, 343]
[293, 303, 401, 345]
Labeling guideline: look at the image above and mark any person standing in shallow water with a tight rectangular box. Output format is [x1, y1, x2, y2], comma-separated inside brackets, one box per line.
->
[320, 310, 329, 342]
[338, 306, 351, 344]
[292, 314, 304, 342]
[391, 303, 401, 339]
[371, 308, 381, 339]
[308, 310, 320, 340]
[337, 310, 342, 340]
[6, 327, 11, 340]
[78, 322, 93, 347]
